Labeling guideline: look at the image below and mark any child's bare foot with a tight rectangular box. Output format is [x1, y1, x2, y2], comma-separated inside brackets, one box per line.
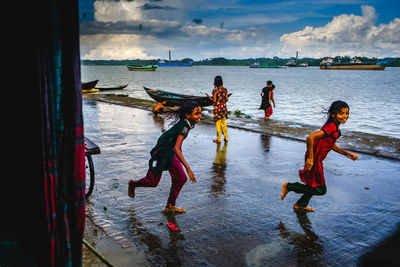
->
[213, 139, 221, 143]
[163, 204, 186, 213]
[128, 180, 136, 198]
[281, 182, 288, 200]
[293, 203, 315, 212]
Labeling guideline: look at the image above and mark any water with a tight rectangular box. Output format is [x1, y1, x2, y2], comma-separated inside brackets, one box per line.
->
[81, 65, 400, 139]
[82, 100, 400, 266]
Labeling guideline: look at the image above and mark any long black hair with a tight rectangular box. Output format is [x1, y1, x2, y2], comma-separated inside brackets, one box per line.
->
[214, 76, 223, 87]
[167, 100, 201, 125]
[324, 100, 349, 124]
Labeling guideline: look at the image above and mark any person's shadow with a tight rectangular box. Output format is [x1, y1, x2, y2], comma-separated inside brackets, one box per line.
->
[278, 211, 326, 266]
[210, 142, 227, 197]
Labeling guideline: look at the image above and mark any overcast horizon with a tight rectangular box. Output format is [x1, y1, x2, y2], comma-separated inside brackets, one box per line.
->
[79, 0, 400, 60]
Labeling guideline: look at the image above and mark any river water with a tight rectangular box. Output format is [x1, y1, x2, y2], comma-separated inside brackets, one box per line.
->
[82, 97, 400, 266]
[81, 65, 400, 139]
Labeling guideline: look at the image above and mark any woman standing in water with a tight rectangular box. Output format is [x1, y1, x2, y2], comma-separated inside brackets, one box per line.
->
[259, 80, 275, 119]
[128, 101, 202, 213]
[281, 101, 358, 212]
[207, 75, 229, 143]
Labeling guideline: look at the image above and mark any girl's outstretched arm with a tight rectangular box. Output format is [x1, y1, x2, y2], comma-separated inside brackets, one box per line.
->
[173, 135, 196, 183]
[304, 130, 325, 170]
[333, 145, 358, 160]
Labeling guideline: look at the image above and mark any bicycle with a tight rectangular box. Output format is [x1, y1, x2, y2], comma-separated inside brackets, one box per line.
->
[84, 137, 101, 198]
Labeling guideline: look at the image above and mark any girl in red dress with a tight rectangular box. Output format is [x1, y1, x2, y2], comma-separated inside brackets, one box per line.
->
[281, 101, 358, 212]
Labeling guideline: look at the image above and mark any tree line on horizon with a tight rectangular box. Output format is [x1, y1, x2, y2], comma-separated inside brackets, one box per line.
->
[81, 56, 400, 67]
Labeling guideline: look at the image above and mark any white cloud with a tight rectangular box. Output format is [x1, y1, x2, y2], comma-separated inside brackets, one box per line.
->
[94, 0, 143, 22]
[80, 34, 156, 60]
[280, 5, 400, 57]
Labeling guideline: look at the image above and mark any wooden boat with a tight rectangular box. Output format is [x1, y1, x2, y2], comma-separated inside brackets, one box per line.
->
[95, 84, 128, 91]
[127, 64, 158, 71]
[320, 57, 386, 70]
[250, 63, 286, 68]
[81, 80, 99, 90]
[144, 87, 231, 107]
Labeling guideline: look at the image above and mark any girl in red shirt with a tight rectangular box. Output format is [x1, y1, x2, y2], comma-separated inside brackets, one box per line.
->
[281, 101, 358, 212]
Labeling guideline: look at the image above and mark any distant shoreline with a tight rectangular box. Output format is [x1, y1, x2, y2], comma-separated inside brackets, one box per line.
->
[81, 57, 400, 67]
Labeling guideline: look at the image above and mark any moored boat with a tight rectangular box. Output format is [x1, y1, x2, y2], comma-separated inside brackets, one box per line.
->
[144, 87, 232, 107]
[250, 63, 286, 68]
[81, 80, 99, 90]
[95, 84, 128, 91]
[127, 64, 158, 71]
[320, 57, 386, 70]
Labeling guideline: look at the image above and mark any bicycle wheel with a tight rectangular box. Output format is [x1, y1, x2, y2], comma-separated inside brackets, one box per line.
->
[85, 154, 95, 198]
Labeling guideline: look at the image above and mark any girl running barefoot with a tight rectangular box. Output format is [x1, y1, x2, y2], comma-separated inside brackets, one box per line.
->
[281, 101, 358, 212]
[128, 101, 202, 213]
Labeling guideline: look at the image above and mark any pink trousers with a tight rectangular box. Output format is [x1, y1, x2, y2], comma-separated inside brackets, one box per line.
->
[131, 155, 187, 206]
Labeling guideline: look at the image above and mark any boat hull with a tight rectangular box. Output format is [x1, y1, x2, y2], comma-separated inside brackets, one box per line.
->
[127, 65, 157, 71]
[320, 64, 385, 70]
[144, 87, 215, 107]
[95, 85, 128, 91]
[158, 62, 193, 67]
[81, 80, 99, 90]
[250, 65, 284, 68]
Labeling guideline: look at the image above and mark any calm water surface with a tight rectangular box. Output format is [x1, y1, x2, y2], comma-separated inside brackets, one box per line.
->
[82, 65, 400, 139]
[83, 100, 400, 266]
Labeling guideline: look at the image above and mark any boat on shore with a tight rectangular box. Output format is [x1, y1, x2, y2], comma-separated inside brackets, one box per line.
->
[82, 80, 99, 90]
[144, 87, 231, 107]
[82, 80, 100, 93]
[250, 63, 286, 68]
[127, 64, 158, 71]
[320, 57, 386, 70]
[95, 84, 128, 91]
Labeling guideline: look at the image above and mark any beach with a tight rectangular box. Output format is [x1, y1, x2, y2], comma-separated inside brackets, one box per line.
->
[82, 95, 400, 266]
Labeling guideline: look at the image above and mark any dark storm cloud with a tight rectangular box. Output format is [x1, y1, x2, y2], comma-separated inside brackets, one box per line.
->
[192, 18, 202, 24]
[140, 3, 177, 10]
[80, 20, 182, 37]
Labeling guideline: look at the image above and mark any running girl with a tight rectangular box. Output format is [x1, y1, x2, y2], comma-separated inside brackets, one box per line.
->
[281, 100, 358, 212]
[128, 101, 202, 213]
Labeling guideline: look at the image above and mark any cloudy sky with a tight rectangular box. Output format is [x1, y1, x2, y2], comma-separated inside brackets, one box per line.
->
[79, 0, 400, 60]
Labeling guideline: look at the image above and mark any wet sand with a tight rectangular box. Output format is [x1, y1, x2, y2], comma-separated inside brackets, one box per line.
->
[82, 95, 400, 266]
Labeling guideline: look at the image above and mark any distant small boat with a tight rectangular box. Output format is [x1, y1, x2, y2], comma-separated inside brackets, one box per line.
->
[144, 86, 231, 107]
[95, 84, 128, 91]
[81, 80, 99, 90]
[286, 59, 297, 67]
[250, 63, 286, 68]
[320, 57, 386, 70]
[127, 64, 158, 71]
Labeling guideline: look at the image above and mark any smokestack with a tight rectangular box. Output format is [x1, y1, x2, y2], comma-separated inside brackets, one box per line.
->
[169, 50, 171, 63]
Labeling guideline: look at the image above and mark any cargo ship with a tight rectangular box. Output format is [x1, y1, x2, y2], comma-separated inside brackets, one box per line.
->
[158, 50, 193, 67]
[320, 57, 386, 70]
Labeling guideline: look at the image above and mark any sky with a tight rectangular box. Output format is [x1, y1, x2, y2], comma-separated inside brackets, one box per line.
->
[79, 0, 400, 60]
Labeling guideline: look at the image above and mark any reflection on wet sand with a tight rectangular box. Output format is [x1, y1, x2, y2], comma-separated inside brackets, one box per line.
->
[278, 211, 326, 266]
[127, 207, 185, 266]
[152, 114, 166, 132]
[260, 134, 271, 152]
[210, 142, 228, 197]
